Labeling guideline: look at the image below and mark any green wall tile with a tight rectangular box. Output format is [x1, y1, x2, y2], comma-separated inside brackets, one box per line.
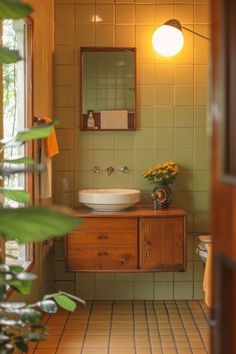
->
[94, 150, 114, 169]
[193, 170, 209, 191]
[175, 85, 194, 105]
[174, 106, 193, 127]
[138, 106, 155, 128]
[193, 282, 204, 300]
[155, 128, 174, 148]
[155, 85, 174, 106]
[154, 282, 173, 300]
[194, 106, 207, 127]
[174, 261, 193, 281]
[115, 282, 134, 300]
[154, 272, 174, 282]
[155, 107, 174, 127]
[114, 171, 134, 188]
[174, 282, 193, 300]
[194, 85, 208, 105]
[114, 131, 134, 149]
[175, 128, 193, 148]
[194, 149, 209, 169]
[94, 132, 114, 149]
[95, 282, 115, 300]
[154, 149, 174, 164]
[175, 149, 194, 170]
[134, 128, 154, 149]
[195, 127, 208, 148]
[134, 282, 154, 300]
[193, 191, 209, 212]
[115, 149, 134, 170]
[193, 261, 204, 281]
[134, 149, 154, 170]
[193, 212, 210, 233]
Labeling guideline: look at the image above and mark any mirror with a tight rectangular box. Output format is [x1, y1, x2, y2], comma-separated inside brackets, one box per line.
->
[80, 47, 136, 131]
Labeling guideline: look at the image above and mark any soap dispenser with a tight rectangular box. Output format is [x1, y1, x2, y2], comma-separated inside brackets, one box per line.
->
[87, 111, 95, 129]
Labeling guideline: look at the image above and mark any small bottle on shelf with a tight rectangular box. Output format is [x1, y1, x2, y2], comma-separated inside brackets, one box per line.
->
[87, 111, 95, 129]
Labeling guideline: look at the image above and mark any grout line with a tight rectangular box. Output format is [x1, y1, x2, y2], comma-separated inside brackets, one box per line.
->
[80, 300, 94, 354]
[152, 301, 164, 354]
[55, 311, 71, 353]
[163, 301, 179, 352]
[132, 300, 137, 354]
[174, 300, 194, 354]
[186, 300, 209, 353]
[107, 300, 114, 354]
[143, 301, 154, 354]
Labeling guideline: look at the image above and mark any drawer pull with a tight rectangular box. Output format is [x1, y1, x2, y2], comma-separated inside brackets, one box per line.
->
[97, 234, 109, 240]
[97, 251, 109, 256]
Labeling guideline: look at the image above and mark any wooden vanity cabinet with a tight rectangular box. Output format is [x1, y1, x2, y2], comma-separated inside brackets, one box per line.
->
[66, 217, 138, 271]
[65, 207, 186, 272]
[139, 217, 186, 271]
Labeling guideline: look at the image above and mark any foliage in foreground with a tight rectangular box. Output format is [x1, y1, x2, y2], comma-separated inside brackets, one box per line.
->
[0, 1, 84, 353]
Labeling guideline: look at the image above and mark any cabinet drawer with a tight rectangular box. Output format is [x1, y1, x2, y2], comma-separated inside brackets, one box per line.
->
[67, 247, 137, 271]
[77, 218, 137, 232]
[67, 231, 137, 247]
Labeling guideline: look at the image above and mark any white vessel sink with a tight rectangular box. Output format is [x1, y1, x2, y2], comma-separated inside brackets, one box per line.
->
[79, 188, 141, 212]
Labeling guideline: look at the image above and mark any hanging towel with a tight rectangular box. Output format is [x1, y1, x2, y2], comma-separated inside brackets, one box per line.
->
[43, 116, 59, 157]
[203, 244, 212, 308]
[40, 117, 59, 198]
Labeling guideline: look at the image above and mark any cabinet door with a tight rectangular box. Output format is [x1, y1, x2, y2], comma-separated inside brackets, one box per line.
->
[140, 217, 186, 271]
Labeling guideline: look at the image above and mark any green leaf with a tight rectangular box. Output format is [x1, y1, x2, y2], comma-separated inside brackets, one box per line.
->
[19, 308, 41, 323]
[9, 265, 24, 273]
[54, 294, 76, 312]
[16, 125, 54, 142]
[0, 207, 81, 243]
[0, 188, 30, 204]
[3, 157, 34, 165]
[59, 291, 86, 305]
[8, 279, 32, 295]
[0, 47, 21, 64]
[37, 300, 57, 313]
[15, 340, 28, 353]
[0, 0, 32, 19]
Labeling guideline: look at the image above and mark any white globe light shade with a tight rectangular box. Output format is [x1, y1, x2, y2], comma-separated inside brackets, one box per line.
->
[152, 25, 184, 57]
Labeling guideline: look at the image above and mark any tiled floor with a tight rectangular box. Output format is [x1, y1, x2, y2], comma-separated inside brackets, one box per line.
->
[29, 301, 210, 354]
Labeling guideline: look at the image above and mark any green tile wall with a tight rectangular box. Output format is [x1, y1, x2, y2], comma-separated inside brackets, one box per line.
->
[53, 0, 210, 301]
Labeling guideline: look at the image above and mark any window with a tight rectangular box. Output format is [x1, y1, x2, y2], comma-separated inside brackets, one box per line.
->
[2, 18, 33, 269]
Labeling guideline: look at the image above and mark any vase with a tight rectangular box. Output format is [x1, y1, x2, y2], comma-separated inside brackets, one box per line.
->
[151, 186, 173, 209]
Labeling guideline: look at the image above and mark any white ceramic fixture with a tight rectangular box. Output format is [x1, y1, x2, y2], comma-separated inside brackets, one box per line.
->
[79, 188, 141, 211]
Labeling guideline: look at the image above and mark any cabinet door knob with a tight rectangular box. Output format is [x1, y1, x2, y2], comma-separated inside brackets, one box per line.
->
[97, 251, 109, 256]
[144, 239, 151, 246]
[97, 234, 109, 240]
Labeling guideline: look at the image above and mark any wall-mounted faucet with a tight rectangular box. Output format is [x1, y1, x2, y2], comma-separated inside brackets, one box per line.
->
[93, 166, 100, 173]
[106, 166, 114, 176]
[120, 166, 129, 173]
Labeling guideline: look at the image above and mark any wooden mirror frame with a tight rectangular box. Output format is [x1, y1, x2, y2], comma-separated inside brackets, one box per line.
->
[80, 47, 136, 131]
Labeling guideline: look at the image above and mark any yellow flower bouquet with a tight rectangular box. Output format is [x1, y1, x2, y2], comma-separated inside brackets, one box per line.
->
[143, 162, 179, 209]
[143, 162, 179, 187]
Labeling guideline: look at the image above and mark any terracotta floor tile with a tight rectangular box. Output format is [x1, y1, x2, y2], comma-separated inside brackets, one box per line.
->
[33, 350, 57, 354]
[82, 348, 108, 354]
[34, 300, 209, 354]
[57, 349, 82, 354]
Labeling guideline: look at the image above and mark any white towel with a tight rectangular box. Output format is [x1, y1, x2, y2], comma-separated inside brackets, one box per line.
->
[100, 110, 128, 129]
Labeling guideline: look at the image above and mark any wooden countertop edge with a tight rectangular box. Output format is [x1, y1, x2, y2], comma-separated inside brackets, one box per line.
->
[73, 204, 187, 218]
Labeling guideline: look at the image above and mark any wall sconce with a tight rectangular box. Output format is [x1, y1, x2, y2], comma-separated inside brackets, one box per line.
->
[152, 18, 210, 57]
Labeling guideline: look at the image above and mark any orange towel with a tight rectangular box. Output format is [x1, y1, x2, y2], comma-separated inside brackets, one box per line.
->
[203, 244, 212, 307]
[43, 116, 59, 157]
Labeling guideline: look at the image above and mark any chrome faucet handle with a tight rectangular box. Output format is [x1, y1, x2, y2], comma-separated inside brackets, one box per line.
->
[106, 166, 114, 176]
[120, 166, 129, 173]
[93, 166, 100, 173]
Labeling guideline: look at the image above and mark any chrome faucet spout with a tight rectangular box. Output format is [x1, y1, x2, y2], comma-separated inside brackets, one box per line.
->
[106, 166, 114, 176]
